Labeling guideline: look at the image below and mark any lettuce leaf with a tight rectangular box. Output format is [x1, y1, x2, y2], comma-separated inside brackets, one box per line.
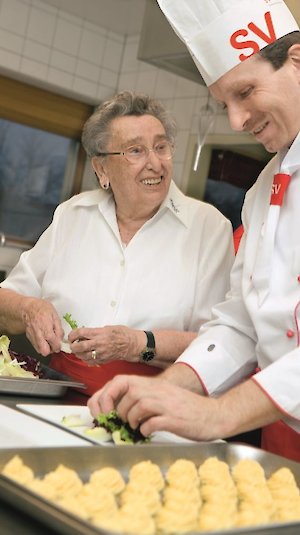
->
[0, 335, 40, 378]
[63, 313, 78, 330]
[94, 410, 149, 444]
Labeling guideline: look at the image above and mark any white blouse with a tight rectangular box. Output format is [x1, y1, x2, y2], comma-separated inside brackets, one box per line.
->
[2, 180, 234, 339]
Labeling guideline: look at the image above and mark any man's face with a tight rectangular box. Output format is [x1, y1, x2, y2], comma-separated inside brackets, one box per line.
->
[210, 50, 300, 153]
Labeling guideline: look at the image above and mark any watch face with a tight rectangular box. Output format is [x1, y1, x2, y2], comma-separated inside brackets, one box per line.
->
[141, 350, 155, 362]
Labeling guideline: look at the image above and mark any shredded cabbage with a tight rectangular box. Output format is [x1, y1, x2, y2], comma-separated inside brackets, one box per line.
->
[0, 335, 36, 378]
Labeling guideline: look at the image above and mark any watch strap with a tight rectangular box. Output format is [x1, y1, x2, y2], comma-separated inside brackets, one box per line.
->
[144, 330, 155, 350]
[139, 331, 156, 362]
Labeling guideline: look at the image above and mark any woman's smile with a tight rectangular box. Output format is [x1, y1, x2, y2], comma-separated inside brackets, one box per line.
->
[141, 176, 163, 186]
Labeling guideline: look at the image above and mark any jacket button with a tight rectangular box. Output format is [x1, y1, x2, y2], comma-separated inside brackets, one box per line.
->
[286, 330, 295, 338]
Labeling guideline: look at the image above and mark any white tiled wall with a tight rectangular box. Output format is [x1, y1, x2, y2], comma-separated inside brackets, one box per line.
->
[0, 0, 231, 269]
[0, 0, 231, 186]
[117, 36, 231, 187]
[0, 0, 124, 102]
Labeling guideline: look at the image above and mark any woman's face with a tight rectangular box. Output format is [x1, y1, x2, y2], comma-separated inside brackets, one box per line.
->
[210, 47, 300, 154]
[94, 114, 173, 217]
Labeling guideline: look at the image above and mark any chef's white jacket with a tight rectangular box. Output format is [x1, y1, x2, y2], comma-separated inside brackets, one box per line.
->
[2, 181, 234, 339]
[178, 137, 300, 432]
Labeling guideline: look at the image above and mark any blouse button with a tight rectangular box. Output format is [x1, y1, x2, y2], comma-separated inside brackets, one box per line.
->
[286, 330, 295, 338]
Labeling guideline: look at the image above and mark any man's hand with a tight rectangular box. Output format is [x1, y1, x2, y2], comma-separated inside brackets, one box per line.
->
[87, 373, 221, 442]
[87, 373, 283, 443]
[87, 363, 204, 416]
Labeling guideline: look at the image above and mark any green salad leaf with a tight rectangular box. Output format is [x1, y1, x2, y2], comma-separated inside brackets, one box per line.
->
[94, 409, 150, 444]
[63, 313, 78, 330]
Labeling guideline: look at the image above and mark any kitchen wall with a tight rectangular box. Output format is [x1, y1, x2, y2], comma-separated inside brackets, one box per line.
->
[0, 0, 124, 102]
[113, 35, 231, 190]
[0, 0, 231, 187]
[0, 0, 230, 271]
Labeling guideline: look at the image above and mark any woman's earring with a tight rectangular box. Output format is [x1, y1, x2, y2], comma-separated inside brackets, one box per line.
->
[96, 171, 110, 190]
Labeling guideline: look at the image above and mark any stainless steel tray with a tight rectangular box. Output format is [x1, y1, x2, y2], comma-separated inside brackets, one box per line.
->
[0, 443, 299, 535]
[0, 363, 86, 397]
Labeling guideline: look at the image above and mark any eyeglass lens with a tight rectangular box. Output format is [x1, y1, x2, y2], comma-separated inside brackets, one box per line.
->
[124, 141, 172, 162]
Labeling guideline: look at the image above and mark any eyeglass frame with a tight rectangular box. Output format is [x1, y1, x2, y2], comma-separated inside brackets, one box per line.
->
[96, 140, 174, 163]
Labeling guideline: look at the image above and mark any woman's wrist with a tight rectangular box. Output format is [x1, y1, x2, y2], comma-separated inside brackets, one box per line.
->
[20, 296, 37, 325]
[129, 329, 148, 362]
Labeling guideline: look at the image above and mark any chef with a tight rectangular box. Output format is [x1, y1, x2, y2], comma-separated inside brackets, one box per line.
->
[88, 0, 300, 462]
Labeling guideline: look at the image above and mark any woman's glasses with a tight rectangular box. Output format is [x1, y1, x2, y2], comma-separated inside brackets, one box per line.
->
[97, 140, 174, 164]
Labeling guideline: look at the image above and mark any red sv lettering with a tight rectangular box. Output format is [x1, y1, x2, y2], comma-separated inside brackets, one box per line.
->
[272, 184, 281, 194]
[230, 12, 276, 62]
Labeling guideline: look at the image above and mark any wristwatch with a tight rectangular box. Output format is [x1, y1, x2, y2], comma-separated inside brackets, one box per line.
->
[140, 331, 156, 362]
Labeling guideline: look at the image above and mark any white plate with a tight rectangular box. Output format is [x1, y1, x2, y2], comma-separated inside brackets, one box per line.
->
[0, 404, 91, 448]
[17, 404, 209, 446]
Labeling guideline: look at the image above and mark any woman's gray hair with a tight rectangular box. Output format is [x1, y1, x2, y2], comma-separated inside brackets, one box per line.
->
[81, 90, 177, 158]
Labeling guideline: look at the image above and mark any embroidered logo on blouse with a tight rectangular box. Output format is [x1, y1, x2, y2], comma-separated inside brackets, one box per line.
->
[170, 198, 179, 214]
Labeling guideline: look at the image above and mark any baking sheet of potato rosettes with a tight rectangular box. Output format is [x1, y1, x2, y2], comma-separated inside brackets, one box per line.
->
[2, 455, 300, 534]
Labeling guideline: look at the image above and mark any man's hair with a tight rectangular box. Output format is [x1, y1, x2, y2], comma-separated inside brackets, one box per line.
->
[259, 31, 300, 69]
[82, 90, 177, 158]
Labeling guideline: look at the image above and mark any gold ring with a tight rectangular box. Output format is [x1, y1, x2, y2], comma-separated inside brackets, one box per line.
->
[91, 350, 97, 360]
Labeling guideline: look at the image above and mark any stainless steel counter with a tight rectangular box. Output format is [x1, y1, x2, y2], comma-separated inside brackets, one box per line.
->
[0, 391, 299, 535]
[0, 441, 300, 535]
[0, 388, 88, 534]
[0, 388, 88, 409]
[0, 499, 60, 535]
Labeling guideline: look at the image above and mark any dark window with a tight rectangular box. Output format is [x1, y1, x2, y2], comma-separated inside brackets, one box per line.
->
[0, 74, 93, 246]
[204, 148, 272, 230]
[0, 118, 77, 242]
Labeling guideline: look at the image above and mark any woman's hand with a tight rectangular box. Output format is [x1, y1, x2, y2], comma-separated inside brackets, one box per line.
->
[68, 325, 144, 365]
[21, 297, 64, 356]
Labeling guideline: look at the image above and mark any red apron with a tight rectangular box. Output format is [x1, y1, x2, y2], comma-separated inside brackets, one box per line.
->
[261, 421, 300, 463]
[50, 352, 162, 396]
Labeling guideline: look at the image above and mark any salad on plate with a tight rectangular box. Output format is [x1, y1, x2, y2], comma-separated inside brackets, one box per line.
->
[61, 409, 150, 445]
[0, 335, 43, 379]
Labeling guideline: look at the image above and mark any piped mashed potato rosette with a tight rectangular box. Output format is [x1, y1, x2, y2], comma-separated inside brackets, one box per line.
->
[2, 454, 300, 534]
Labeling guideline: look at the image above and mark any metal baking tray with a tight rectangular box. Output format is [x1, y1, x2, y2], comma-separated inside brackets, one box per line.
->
[0, 363, 86, 397]
[0, 442, 299, 535]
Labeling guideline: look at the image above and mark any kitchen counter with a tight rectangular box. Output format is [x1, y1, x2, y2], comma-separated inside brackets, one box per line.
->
[0, 391, 296, 535]
[0, 387, 88, 409]
[0, 500, 61, 535]
[0, 387, 89, 534]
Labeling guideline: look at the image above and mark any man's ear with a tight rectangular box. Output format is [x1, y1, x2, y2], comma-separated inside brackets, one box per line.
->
[287, 43, 300, 77]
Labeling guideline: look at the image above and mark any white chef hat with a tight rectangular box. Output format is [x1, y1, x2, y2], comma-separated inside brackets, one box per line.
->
[157, 0, 299, 86]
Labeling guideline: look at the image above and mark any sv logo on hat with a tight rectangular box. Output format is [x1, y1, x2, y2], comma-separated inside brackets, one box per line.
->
[230, 11, 276, 61]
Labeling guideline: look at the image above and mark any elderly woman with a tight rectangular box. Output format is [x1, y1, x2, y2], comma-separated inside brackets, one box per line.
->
[0, 91, 234, 395]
